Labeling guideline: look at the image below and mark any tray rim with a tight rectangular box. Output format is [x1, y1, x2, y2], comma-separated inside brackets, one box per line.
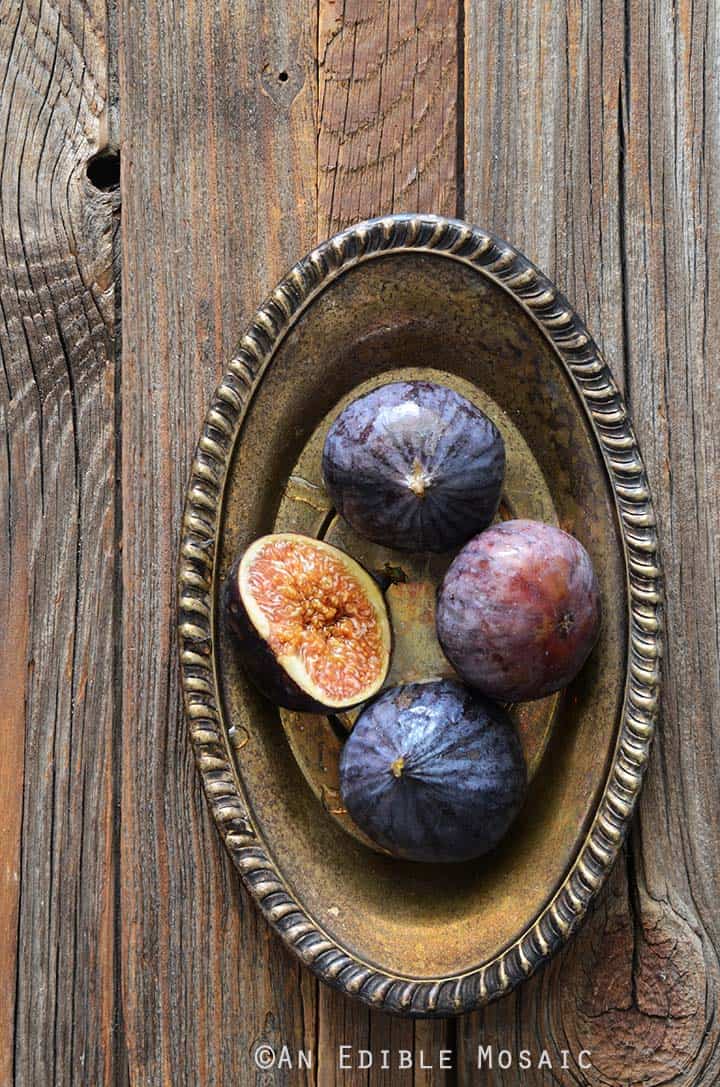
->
[177, 212, 663, 1017]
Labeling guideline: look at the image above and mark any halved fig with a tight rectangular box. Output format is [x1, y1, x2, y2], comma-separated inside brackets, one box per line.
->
[224, 533, 391, 712]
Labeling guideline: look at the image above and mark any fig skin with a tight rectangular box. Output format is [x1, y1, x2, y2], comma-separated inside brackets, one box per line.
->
[340, 680, 527, 863]
[223, 535, 391, 713]
[436, 520, 601, 702]
[322, 381, 505, 553]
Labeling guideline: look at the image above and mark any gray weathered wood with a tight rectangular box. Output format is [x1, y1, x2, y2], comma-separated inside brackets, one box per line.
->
[318, 0, 460, 236]
[460, 1, 720, 1083]
[0, 0, 124, 1082]
[117, 1, 319, 1083]
[315, 2, 459, 1079]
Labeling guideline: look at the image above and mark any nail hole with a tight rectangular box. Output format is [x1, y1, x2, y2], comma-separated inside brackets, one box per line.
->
[86, 148, 121, 192]
[278, 70, 288, 82]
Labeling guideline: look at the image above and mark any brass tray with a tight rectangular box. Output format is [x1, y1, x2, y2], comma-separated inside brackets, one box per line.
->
[178, 214, 662, 1016]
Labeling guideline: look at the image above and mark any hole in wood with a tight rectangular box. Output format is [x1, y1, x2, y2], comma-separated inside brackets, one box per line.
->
[278, 70, 288, 82]
[86, 149, 121, 192]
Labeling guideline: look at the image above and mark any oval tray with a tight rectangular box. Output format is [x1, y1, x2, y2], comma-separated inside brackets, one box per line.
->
[178, 214, 662, 1017]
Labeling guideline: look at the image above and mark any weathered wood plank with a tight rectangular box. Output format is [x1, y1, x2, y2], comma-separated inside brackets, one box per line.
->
[117, 1, 318, 1083]
[316, 985, 370, 1087]
[6, 0, 713, 1082]
[318, 0, 459, 237]
[0, 0, 123, 1083]
[315, 2, 460, 1079]
[460, 1, 720, 1083]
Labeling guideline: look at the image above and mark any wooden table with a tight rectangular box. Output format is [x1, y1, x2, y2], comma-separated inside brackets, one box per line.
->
[2, 1, 718, 1083]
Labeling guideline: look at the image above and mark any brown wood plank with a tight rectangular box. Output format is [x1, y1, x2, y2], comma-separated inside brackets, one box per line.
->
[317, 985, 370, 1087]
[460, 1, 720, 1083]
[318, 0, 459, 237]
[314, 1000, 451, 1086]
[0, 0, 123, 1083]
[5, 0, 716, 1081]
[117, 1, 319, 1083]
[315, 2, 459, 1079]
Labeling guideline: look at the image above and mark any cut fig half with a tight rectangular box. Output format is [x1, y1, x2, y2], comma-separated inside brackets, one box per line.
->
[224, 533, 392, 712]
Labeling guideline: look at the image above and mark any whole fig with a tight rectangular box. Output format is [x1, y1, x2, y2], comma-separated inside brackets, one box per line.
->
[436, 520, 601, 701]
[322, 381, 505, 552]
[340, 680, 527, 863]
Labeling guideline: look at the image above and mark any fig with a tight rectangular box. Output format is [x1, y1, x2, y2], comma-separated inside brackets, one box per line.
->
[339, 680, 527, 863]
[436, 520, 601, 702]
[322, 381, 505, 552]
[224, 533, 391, 712]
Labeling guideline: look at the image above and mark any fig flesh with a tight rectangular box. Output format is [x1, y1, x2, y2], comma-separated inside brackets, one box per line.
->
[339, 680, 527, 863]
[224, 533, 391, 712]
[322, 381, 505, 552]
[437, 520, 601, 702]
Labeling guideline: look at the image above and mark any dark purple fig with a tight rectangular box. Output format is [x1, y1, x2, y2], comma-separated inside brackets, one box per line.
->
[437, 520, 601, 702]
[322, 381, 505, 552]
[339, 680, 527, 863]
[224, 533, 391, 712]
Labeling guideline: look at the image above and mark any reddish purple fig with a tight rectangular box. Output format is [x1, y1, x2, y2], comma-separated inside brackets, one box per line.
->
[436, 520, 601, 702]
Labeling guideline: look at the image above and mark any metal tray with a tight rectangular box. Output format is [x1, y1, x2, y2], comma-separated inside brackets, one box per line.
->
[178, 214, 662, 1016]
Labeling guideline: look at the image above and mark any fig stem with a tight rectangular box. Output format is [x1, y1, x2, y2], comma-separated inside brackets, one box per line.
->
[406, 459, 427, 498]
[390, 755, 406, 779]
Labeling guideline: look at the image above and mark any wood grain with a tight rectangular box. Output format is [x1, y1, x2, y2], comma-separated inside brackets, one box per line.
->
[315, 2, 460, 1081]
[318, 0, 459, 236]
[315, 995, 455, 1086]
[117, 0, 318, 1083]
[460, 1, 720, 1083]
[0, 0, 123, 1083]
